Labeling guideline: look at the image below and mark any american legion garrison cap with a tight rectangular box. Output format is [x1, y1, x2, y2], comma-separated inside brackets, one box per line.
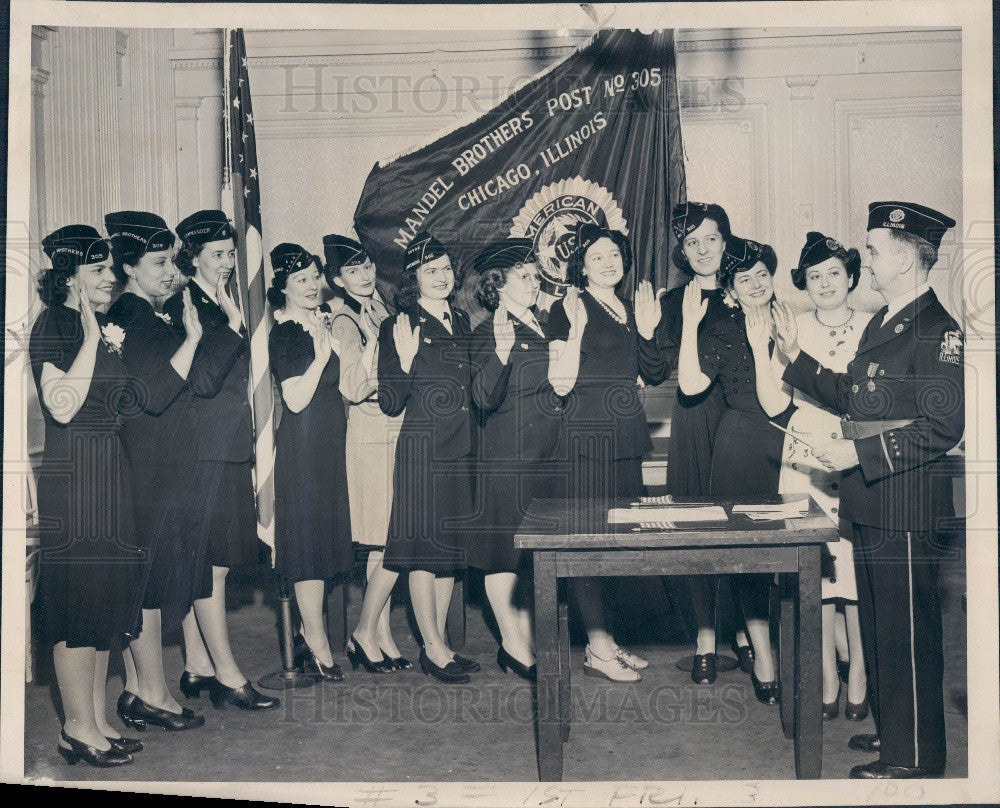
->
[472, 238, 536, 275]
[175, 209, 236, 248]
[670, 201, 729, 242]
[104, 210, 175, 255]
[323, 234, 369, 274]
[270, 242, 319, 275]
[866, 201, 956, 250]
[721, 235, 778, 275]
[404, 231, 448, 273]
[41, 224, 111, 268]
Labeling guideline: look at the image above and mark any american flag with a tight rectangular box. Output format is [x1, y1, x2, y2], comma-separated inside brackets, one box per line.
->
[224, 29, 276, 557]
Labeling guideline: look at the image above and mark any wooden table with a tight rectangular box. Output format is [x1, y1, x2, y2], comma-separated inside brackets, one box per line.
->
[514, 494, 838, 782]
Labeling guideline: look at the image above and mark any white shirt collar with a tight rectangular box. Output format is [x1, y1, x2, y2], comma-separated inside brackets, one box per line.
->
[418, 297, 451, 327]
[883, 282, 931, 323]
[504, 302, 543, 336]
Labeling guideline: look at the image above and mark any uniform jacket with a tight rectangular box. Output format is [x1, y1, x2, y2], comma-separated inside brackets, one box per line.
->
[162, 280, 251, 462]
[470, 310, 563, 463]
[783, 288, 964, 531]
[377, 303, 476, 462]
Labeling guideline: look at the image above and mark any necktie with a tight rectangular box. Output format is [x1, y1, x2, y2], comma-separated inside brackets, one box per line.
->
[441, 309, 452, 334]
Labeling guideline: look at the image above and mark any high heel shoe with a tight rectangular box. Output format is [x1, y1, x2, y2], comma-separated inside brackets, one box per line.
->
[304, 649, 345, 682]
[452, 653, 480, 673]
[749, 669, 780, 705]
[208, 679, 280, 711]
[823, 684, 841, 720]
[106, 735, 143, 754]
[346, 635, 393, 673]
[57, 730, 132, 767]
[691, 653, 717, 685]
[845, 695, 870, 721]
[117, 691, 206, 731]
[733, 642, 755, 675]
[497, 646, 536, 681]
[419, 649, 470, 684]
[381, 649, 412, 670]
[179, 671, 216, 699]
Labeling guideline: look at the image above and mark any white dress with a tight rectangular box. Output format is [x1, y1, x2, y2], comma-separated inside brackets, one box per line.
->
[778, 309, 873, 602]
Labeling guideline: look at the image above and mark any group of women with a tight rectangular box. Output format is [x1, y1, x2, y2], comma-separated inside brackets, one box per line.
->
[29, 200, 869, 769]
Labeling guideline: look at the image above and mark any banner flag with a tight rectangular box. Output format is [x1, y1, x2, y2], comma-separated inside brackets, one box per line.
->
[354, 28, 686, 307]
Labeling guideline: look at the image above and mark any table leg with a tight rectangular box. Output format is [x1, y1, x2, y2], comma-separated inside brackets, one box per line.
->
[534, 551, 563, 781]
[795, 545, 823, 779]
[558, 598, 570, 742]
[779, 574, 795, 741]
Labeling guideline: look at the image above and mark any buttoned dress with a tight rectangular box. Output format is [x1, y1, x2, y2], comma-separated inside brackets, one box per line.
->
[777, 309, 872, 602]
[377, 304, 476, 574]
[468, 308, 566, 573]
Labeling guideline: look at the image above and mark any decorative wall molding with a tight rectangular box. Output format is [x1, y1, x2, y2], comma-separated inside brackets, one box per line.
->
[115, 29, 129, 86]
[253, 114, 460, 141]
[785, 74, 819, 100]
[175, 97, 204, 120]
[31, 67, 50, 95]
[832, 94, 961, 239]
[675, 27, 959, 52]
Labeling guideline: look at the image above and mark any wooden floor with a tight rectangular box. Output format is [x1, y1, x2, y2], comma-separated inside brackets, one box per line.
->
[21, 551, 967, 785]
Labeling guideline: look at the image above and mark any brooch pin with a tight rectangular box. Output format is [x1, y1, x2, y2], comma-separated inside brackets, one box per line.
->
[865, 362, 878, 392]
[520, 343, 529, 350]
[423, 337, 432, 344]
[894, 324, 905, 334]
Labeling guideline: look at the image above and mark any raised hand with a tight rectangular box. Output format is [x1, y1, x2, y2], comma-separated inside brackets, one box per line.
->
[217, 275, 244, 333]
[681, 280, 708, 329]
[744, 301, 772, 354]
[77, 284, 100, 346]
[181, 287, 203, 345]
[634, 280, 665, 339]
[771, 300, 799, 359]
[311, 319, 332, 365]
[393, 314, 421, 371]
[563, 287, 588, 340]
[493, 300, 516, 363]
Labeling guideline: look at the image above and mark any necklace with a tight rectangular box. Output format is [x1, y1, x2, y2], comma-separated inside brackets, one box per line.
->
[814, 307, 854, 329]
[586, 289, 628, 326]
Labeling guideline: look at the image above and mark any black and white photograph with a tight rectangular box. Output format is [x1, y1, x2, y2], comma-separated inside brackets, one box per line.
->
[1, 1, 997, 804]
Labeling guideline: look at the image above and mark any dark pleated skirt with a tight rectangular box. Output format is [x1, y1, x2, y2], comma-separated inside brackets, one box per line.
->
[467, 460, 568, 573]
[198, 459, 262, 571]
[665, 383, 726, 497]
[36, 431, 146, 650]
[384, 437, 475, 574]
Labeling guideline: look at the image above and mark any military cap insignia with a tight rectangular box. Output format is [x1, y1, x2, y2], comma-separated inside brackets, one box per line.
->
[888, 209, 905, 223]
[938, 329, 963, 365]
[825, 238, 841, 251]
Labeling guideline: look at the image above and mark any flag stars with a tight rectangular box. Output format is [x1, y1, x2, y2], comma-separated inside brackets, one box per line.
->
[233, 96, 240, 109]
[249, 167, 258, 179]
[245, 113, 253, 125]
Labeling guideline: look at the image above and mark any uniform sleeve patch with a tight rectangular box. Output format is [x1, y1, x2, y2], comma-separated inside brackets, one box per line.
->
[938, 329, 963, 365]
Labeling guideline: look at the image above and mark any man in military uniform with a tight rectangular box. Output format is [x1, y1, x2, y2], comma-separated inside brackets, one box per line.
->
[773, 201, 963, 779]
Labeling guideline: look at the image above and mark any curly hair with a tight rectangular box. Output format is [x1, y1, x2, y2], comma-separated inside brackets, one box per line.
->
[37, 256, 78, 307]
[790, 249, 862, 292]
[718, 244, 778, 291]
[267, 258, 322, 309]
[475, 266, 513, 312]
[566, 230, 632, 290]
[671, 206, 733, 275]
[108, 242, 148, 285]
[393, 252, 464, 311]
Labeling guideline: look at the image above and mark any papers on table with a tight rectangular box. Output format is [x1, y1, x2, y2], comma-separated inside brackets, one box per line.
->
[608, 505, 729, 528]
[731, 499, 810, 521]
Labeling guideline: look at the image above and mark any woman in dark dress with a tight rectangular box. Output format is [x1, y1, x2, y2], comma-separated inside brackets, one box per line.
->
[547, 223, 668, 682]
[656, 202, 753, 684]
[161, 210, 277, 711]
[678, 235, 791, 704]
[469, 239, 564, 680]
[104, 211, 206, 732]
[30, 225, 146, 766]
[378, 231, 479, 684]
[268, 242, 353, 681]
